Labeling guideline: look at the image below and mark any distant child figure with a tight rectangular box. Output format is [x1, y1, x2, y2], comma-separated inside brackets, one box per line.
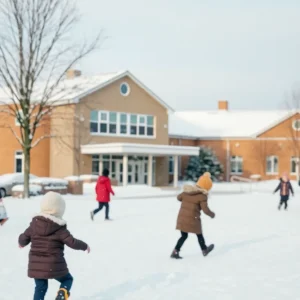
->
[18, 191, 90, 300]
[90, 168, 115, 221]
[274, 172, 294, 210]
[171, 172, 215, 259]
[0, 197, 8, 226]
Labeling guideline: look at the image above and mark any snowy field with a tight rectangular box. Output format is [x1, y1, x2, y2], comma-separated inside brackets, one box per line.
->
[1, 181, 300, 299]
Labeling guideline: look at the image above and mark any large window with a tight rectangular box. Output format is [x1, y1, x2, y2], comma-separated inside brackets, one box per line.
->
[15, 151, 23, 173]
[266, 156, 278, 174]
[230, 156, 243, 174]
[90, 110, 155, 137]
[291, 157, 299, 174]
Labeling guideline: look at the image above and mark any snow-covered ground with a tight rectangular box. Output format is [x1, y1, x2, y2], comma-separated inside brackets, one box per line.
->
[1, 181, 300, 299]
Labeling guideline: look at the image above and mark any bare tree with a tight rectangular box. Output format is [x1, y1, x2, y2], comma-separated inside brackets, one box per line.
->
[252, 139, 280, 178]
[53, 101, 97, 177]
[285, 88, 300, 181]
[0, 0, 102, 197]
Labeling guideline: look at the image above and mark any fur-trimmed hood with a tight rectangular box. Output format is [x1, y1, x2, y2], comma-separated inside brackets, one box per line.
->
[35, 213, 66, 226]
[182, 184, 208, 195]
[31, 213, 66, 237]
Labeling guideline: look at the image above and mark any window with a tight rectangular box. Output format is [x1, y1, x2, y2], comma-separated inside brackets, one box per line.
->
[92, 155, 100, 175]
[266, 156, 279, 174]
[90, 111, 98, 133]
[15, 151, 23, 173]
[120, 113, 127, 134]
[120, 82, 130, 96]
[169, 156, 174, 174]
[130, 114, 137, 135]
[90, 110, 155, 138]
[230, 156, 243, 174]
[291, 157, 299, 174]
[292, 119, 300, 131]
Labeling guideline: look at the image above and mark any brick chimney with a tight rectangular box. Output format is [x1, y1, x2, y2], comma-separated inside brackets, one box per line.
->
[218, 100, 229, 110]
[66, 69, 82, 79]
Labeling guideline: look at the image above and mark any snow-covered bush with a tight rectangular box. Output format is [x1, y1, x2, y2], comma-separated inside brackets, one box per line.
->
[184, 147, 224, 182]
[79, 174, 98, 181]
[12, 184, 42, 196]
[30, 177, 68, 187]
[64, 176, 83, 181]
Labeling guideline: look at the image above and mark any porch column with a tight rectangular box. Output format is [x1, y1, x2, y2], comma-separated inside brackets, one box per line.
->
[173, 155, 179, 188]
[123, 155, 128, 186]
[147, 155, 153, 186]
[98, 154, 103, 175]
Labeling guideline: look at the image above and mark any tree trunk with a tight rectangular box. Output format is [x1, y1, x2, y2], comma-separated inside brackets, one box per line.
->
[23, 146, 31, 198]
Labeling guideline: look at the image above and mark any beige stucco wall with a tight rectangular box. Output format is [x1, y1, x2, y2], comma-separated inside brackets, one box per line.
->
[49, 105, 76, 177]
[49, 75, 169, 177]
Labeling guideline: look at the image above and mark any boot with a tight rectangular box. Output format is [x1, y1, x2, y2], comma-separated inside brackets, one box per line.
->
[56, 288, 69, 300]
[0, 218, 8, 226]
[170, 249, 182, 259]
[278, 204, 281, 210]
[202, 244, 214, 257]
[90, 211, 94, 221]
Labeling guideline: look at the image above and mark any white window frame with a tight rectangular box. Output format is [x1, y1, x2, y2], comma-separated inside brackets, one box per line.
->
[90, 110, 155, 139]
[290, 157, 299, 175]
[266, 156, 279, 175]
[15, 150, 24, 173]
[230, 156, 243, 175]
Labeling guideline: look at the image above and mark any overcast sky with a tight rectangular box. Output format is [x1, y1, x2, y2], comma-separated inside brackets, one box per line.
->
[76, 0, 300, 111]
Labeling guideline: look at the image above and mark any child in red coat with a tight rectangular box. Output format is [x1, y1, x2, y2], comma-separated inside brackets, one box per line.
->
[90, 168, 115, 221]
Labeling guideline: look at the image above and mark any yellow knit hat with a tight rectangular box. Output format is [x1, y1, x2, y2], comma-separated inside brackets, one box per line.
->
[196, 172, 213, 191]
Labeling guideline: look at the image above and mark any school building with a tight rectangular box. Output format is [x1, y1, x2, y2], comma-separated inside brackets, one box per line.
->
[0, 69, 299, 186]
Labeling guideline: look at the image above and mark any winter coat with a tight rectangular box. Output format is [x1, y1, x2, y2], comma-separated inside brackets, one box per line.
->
[176, 185, 215, 234]
[95, 176, 115, 202]
[0, 201, 7, 220]
[18, 214, 88, 279]
[274, 179, 294, 197]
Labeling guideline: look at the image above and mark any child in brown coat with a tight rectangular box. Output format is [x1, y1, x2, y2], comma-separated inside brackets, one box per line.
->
[171, 172, 215, 259]
[18, 191, 90, 300]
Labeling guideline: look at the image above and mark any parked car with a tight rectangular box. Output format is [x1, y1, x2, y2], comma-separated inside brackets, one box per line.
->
[0, 173, 38, 197]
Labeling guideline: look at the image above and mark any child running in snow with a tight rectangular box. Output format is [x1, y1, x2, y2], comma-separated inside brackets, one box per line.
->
[171, 172, 215, 259]
[273, 172, 294, 210]
[0, 197, 8, 226]
[90, 168, 115, 221]
[18, 191, 90, 300]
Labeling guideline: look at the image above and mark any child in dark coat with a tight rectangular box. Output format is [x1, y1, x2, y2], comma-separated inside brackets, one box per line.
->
[273, 172, 294, 210]
[18, 191, 90, 300]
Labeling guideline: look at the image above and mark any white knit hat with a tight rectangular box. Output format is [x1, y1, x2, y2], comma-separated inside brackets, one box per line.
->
[40, 191, 66, 218]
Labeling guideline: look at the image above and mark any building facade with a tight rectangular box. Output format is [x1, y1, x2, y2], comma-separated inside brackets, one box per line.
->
[0, 70, 299, 185]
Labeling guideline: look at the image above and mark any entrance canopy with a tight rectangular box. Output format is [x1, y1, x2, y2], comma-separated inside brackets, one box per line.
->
[81, 142, 199, 156]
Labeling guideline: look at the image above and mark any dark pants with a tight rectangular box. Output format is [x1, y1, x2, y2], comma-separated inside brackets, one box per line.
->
[94, 202, 109, 219]
[34, 273, 73, 300]
[175, 231, 207, 251]
[279, 195, 289, 210]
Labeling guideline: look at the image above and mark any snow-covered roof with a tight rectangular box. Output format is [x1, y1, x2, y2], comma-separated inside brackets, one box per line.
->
[169, 110, 296, 138]
[0, 70, 174, 111]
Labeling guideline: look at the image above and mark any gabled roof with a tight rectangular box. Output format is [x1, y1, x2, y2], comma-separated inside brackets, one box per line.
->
[169, 110, 298, 139]
[0, 70, 174, 112]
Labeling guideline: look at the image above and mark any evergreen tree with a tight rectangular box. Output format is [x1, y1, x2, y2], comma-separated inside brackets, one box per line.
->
[184, 147, 224, 182]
